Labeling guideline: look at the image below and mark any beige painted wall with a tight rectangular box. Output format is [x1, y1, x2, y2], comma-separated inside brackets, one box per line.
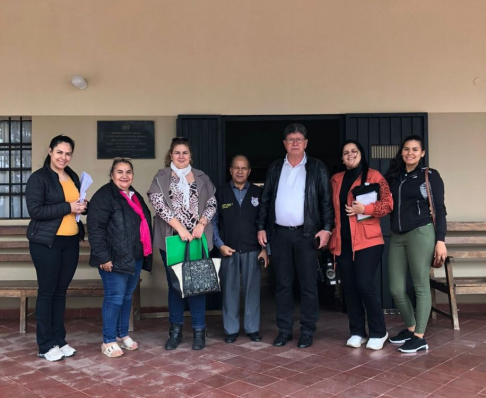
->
[1, 0, 485, 116]
[429, 113, 486, 222]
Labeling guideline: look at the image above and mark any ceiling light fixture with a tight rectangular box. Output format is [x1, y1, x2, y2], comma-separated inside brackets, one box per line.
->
[71, 75, 88, 90]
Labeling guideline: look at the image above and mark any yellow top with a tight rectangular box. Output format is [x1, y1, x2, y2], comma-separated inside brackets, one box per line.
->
[57, 178, 79, 236]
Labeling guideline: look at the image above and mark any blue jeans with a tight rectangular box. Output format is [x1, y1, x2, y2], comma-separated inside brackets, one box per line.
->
[99, 259, 143, 343]
[160, 250, 206, 329]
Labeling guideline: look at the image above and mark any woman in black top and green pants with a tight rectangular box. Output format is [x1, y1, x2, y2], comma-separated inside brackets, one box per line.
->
[385, 135, 447, 353]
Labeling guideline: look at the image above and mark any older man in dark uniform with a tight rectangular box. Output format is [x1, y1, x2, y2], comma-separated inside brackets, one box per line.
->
[213, 155, 268, 343]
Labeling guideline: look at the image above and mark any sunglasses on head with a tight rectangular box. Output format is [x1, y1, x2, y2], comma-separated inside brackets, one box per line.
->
[172, 137, 190, 142]
[113, 157, 132, 162]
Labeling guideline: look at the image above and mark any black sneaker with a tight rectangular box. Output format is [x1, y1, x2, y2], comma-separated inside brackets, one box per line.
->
[389, 329, 414, 344]
[398, 336, 429, 353]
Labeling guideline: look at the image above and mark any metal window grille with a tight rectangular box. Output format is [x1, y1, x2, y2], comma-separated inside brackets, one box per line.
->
[371, 145, 400, 159]
[0, 117, 32, 219]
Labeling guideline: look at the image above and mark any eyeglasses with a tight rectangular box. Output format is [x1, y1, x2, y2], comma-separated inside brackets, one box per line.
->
[286, 138, 305, 144]
[113, 157, 132, 162]
[172, 137, 190, 142]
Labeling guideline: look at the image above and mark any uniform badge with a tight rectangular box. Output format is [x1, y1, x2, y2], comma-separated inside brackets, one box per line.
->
[251, 197, 259, 207]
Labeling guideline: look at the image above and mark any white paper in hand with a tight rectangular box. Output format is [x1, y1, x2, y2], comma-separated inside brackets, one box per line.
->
[356, 191, 377, 221]
[76, 172, 93, 222]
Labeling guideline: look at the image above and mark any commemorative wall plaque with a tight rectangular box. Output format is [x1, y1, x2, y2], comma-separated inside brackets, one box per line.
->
[97, 121, 155, 159]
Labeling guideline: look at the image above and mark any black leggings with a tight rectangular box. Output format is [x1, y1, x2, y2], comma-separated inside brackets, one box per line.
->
[30, 236, 79, 353]
[336, 244, 386, 338]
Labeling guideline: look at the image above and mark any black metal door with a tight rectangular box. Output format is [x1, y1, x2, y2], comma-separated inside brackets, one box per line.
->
[177, 115, 225, 190]
[345, 113, 428, 310]
[177, 115, 224, 310]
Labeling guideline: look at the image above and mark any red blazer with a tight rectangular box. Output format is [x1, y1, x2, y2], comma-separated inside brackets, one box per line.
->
[328, 168, 393, 256]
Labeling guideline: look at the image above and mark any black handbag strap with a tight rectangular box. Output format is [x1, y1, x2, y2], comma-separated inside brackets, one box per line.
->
[200, 241, 208, 259]
[184, 239, 208, 262]
[184, 240, 191, 261]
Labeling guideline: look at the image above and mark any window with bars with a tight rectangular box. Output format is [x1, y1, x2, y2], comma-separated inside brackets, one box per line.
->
[0, 117, 32, 219]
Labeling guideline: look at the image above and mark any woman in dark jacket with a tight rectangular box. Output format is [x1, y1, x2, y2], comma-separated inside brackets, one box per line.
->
[385, 135, 447, 353]
[88, 158, 153, 358]
[26, 135, 87, 362]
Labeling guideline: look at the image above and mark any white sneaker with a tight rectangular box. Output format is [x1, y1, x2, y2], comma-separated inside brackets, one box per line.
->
[346, 335, 368, 348]
[60, 344, 76, 357]
[37, 345, 65, 362]
[366, 333, 389, 350]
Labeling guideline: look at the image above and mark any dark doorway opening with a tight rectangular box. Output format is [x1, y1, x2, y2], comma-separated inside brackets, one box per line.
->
[224, 115, 344, 184]
[224, 115, 345, 309]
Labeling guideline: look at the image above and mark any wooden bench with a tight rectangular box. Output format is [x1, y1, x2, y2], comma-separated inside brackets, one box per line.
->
[0, 225, 141, 333]
[430, 222, 486, 330]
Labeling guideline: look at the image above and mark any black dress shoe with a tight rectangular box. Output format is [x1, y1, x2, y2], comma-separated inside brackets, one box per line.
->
[297, 334, 313, 349]
[224, 333, 238, 343]
[273, 332, 293, 347]
[247, 332, 262, 342]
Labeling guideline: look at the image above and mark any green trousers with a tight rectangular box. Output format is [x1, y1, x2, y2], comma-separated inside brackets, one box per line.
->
[388, 224, 435, 335]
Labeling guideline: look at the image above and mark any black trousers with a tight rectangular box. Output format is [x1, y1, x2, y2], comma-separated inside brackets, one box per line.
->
[30, 236, 79, 354]
[271, 226, 319, 335]
[336, 244, 386, 338]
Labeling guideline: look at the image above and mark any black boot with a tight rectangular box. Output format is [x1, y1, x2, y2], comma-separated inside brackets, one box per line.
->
[165, 323, 183, 350]
[192, 328, 206, 350]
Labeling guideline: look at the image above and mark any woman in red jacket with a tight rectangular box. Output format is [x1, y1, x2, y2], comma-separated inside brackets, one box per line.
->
[329, 140, 393, 350]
